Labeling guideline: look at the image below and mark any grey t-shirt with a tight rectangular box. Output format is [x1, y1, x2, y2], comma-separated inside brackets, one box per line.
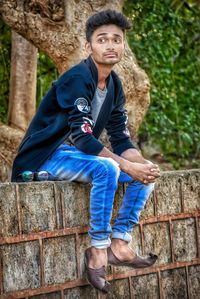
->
[91, 86, 107, 124]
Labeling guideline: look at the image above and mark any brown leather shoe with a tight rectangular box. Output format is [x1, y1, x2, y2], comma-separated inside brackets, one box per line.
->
[107, 247, 157, 269]
[84, 247, 110, 294]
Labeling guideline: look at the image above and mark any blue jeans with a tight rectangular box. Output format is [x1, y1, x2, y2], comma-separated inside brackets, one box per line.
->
[38, 144, 154, 249]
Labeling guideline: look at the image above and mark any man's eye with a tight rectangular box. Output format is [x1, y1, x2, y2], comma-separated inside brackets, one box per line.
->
[114, 39, 121, 44]
[98, 38, 105, 43]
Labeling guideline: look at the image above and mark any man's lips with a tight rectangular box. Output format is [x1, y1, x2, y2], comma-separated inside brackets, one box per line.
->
[104, 52, 117, 57]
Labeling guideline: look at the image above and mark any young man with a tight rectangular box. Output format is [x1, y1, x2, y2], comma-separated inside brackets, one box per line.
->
[12, 10, 160, 294]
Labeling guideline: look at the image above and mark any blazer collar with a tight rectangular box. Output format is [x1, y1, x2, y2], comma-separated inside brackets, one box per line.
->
[85, 55, 98, 86]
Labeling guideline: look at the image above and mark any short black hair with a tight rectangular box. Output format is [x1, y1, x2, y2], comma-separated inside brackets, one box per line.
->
[86, 9, 132, 42]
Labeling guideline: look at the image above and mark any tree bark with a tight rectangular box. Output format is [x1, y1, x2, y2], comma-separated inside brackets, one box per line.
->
[8, 31, 37, 131]
[0, 0, 150, 134]
[0, 122, 24, 182]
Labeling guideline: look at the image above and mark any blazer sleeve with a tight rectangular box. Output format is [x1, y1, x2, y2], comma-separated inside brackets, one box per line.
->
[105, 88, 135, 156]
[56, 75, 104, 155]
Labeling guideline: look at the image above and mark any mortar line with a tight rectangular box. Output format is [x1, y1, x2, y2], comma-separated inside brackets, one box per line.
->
[75, 232, 80, 280]
[179, 179, 184, 213]
[53, 183, 60, 229]
[128, 276, 134, 299]
[185, 266, 191, 299]
[39, 238, 45, 287]
[158, 270, 163, 299]
[15, 184, 22, 235]
[60, 192, 66, 229]
[195, 215, 200, 259]
[153, 184, 157, 217]
[169, 219, 175, 264]
[139, 223, 145, 255]
[139, 212, 199, 224]
[1, 212, 199, 246]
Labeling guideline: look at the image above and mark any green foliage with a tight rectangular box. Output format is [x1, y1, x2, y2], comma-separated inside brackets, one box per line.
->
[36, 53, 59, 109]
[124, 0, 200, 164]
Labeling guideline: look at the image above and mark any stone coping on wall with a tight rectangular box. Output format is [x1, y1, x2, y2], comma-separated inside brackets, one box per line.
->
[0, 169, 199, 298]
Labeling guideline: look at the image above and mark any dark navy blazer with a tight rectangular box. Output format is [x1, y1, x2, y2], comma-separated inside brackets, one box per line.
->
[12, 56, 134, 182]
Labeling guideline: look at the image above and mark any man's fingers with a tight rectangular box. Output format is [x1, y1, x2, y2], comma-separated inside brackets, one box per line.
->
[148, 171, 160, 178]
[143, 179, 149, 185]
[150, 167, 160, 172]
[143, 174, 159, 184]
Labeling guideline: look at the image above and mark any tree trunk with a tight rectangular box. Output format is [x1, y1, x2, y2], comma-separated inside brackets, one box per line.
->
[8, 30, 37, 131]
[0, 0, 150, 134]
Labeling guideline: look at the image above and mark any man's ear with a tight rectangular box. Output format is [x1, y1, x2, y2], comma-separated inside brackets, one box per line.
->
[85, 42, 92, 55]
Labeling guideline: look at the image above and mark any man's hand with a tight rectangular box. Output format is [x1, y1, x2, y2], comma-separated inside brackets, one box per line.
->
[120, 148, 160, 184]
[122, 160, 160, 185]
[98, 147, 160, 185]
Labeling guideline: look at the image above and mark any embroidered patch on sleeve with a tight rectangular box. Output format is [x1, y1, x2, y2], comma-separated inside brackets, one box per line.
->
[81, 117, 94, 134]
[123, 128, 130, 137]
[74, 98, 90, 113]
[124, 110, 128, 125]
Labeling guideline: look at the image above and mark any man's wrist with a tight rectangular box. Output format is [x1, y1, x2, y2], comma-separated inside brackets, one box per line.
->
[118, 158, 131, 173]
[121, 148, 146, 164]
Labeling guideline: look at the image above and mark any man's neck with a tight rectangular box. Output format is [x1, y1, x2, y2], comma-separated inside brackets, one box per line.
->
[91, 57, 113, 90]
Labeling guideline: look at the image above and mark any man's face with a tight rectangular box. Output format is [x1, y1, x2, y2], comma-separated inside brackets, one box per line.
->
[85, 24, 125, 66]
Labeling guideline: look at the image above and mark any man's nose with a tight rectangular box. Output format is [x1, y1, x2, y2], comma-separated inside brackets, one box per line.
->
[107, 40, 114, 49]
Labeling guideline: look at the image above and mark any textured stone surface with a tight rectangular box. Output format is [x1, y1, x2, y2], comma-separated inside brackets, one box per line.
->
[0, 170, 199, 298]
[140, 190, 154, 220]
[188, 265, 200, 299]
[1, 241, 41, 292]
[131, 273, 159, 299]
[172, 217, 197, 262]
[106, 278, 130, 299]
[56, 182, 91, 228]
[64, 286, 97, 298]
[18, 182, 56, 234]
[161, 268, 187, 299]
[0, 183, 18, 237]
[43, 236, 77, 285]
[156, 172, 182, 216]
[114, 225, 142, 274]
[130, 224, 142, 255]
[30, 292, 61, 299]
[182, 171, 200, 213]
[143, 222, 171, 265]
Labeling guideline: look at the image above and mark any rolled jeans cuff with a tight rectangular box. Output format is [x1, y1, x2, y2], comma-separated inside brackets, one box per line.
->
[91, 238, 111, 249]
[111, 232, 132, 243]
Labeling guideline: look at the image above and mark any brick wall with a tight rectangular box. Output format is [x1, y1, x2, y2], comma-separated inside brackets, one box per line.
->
[0, 169, 199, 298]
